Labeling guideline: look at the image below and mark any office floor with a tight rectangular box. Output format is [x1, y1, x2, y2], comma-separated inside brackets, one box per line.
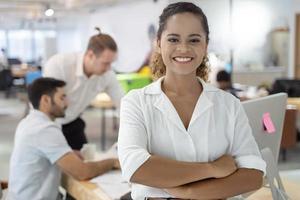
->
[1, 92, 300, 184]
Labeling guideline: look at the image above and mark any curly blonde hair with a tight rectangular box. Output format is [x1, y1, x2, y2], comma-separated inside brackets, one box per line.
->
[150, 2, 210, 81]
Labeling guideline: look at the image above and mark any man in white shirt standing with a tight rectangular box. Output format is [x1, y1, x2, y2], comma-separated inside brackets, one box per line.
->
[43, 28, 124, 150]
[7, 78, 119, 200]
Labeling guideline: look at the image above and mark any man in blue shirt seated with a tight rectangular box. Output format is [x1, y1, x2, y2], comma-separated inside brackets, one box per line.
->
[216, 70, 240, 98]
[7, 77, 119, 200]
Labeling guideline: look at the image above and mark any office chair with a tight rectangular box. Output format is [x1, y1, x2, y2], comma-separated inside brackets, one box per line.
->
[260, 148, 291, 200]
[25, 70, 42, 85]
[22, 70, 42, 117]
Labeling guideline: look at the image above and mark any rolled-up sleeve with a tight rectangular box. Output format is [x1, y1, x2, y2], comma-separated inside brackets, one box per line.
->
[231, 101, 266, 175]
[118, 91, 151, 182]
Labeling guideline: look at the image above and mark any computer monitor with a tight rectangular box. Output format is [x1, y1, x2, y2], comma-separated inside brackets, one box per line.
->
[7, 58, 22, 65]
[271, 79, 300, 97]
[242, 93, 287, 162]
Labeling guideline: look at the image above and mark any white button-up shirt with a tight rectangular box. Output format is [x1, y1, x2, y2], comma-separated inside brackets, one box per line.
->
[118, 77, 266, 200]
[43, 52, 124, 124]
[8, 110, 71, 200]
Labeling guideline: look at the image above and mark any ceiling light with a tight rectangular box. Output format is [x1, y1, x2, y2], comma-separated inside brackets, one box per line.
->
[44, 5, 54, 17]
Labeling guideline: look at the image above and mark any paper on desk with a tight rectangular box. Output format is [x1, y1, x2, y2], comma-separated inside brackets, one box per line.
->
[90, 170, 130, 200]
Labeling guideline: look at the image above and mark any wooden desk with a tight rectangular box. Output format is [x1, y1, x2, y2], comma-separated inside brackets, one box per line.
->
[11, 68, 27, 78]
[62, 174, 299, 200]
[287, 98, 300, 110]
[61, 174, 112, 200]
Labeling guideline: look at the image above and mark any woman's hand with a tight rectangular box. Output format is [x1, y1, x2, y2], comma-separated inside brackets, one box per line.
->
[112, 158, 121, 169]
[211, 155, 237, 178]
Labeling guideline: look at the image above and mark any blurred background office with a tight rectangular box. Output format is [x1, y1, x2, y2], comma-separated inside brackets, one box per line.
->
[0, 0, 300, 196]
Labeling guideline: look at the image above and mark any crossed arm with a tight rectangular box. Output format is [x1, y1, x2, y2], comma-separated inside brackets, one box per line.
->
[130, 154, 263, 200]
[120, 95, 264, 199]
[165, 168, 263, 200]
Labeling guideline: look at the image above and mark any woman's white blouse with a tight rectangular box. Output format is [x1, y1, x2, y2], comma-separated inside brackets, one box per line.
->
[118, 77, 266, 200]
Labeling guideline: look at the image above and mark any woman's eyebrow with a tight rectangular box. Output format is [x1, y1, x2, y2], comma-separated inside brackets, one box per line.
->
[166, 33, 180, 37]
[166, 33, 202, 37]
[189, 34, 202, 37]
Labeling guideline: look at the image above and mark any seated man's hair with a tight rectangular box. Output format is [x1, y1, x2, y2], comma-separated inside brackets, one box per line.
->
[216, 70, 231, 82]
[27, 77, 66, 109]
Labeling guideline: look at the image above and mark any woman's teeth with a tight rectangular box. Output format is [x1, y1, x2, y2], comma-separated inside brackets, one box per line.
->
[174, 57, 192, 62]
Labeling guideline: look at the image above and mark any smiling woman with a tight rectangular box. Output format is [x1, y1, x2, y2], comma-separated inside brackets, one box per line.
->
[151, 3, 210, 81]
[118, 2, 266, 200]
[158, 12, 207, 78]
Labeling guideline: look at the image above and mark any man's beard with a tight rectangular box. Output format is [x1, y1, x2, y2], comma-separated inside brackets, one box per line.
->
[50, 100, 66, 119]
[49, 106, 66, 118]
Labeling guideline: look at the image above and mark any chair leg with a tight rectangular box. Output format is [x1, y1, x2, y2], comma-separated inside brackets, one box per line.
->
[101, 108, 106, 151]
[113, 115, 118, 131]
[5, 88, 10, 98]
[281, 149, 287, 161]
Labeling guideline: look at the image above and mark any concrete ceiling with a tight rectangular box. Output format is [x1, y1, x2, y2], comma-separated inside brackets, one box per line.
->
[0, 0, 137, 29]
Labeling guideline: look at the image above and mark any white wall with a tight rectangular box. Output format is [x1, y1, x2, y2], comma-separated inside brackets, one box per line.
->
[198, 0, 290, 70]
[168, 0, 291, 74]
[289, 0, 300, 78]
[44, 36, 57, 62]
[56, 16, 89, 54]
[87, 1, 167, 72]
[170, 0, 231, 60]
[52, 0, 295, 76]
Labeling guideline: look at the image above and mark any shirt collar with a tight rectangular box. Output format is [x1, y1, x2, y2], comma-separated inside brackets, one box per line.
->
[146, 76, 216, 132]
[30, 109, 52, 121]
[144, 76, 218, 95]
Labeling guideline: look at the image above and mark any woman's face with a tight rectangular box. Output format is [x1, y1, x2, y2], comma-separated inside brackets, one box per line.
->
[158, 12, 208, 77]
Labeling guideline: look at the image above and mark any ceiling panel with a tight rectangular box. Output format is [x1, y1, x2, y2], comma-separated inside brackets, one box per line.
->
[0, 0, 136, 29]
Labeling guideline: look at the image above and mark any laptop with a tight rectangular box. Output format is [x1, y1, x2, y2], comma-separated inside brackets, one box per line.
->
[242, 93, 287, 163]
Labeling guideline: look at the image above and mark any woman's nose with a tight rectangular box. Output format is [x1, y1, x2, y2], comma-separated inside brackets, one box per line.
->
[176, 42, 189, 52]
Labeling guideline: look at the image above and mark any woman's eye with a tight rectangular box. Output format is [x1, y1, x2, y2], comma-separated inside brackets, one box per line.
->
[190, 38, 200, 43]
[168, 38, 178, 43]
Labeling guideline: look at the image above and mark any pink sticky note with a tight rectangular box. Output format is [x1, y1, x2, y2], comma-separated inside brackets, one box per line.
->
[262, 112, 276, 134]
